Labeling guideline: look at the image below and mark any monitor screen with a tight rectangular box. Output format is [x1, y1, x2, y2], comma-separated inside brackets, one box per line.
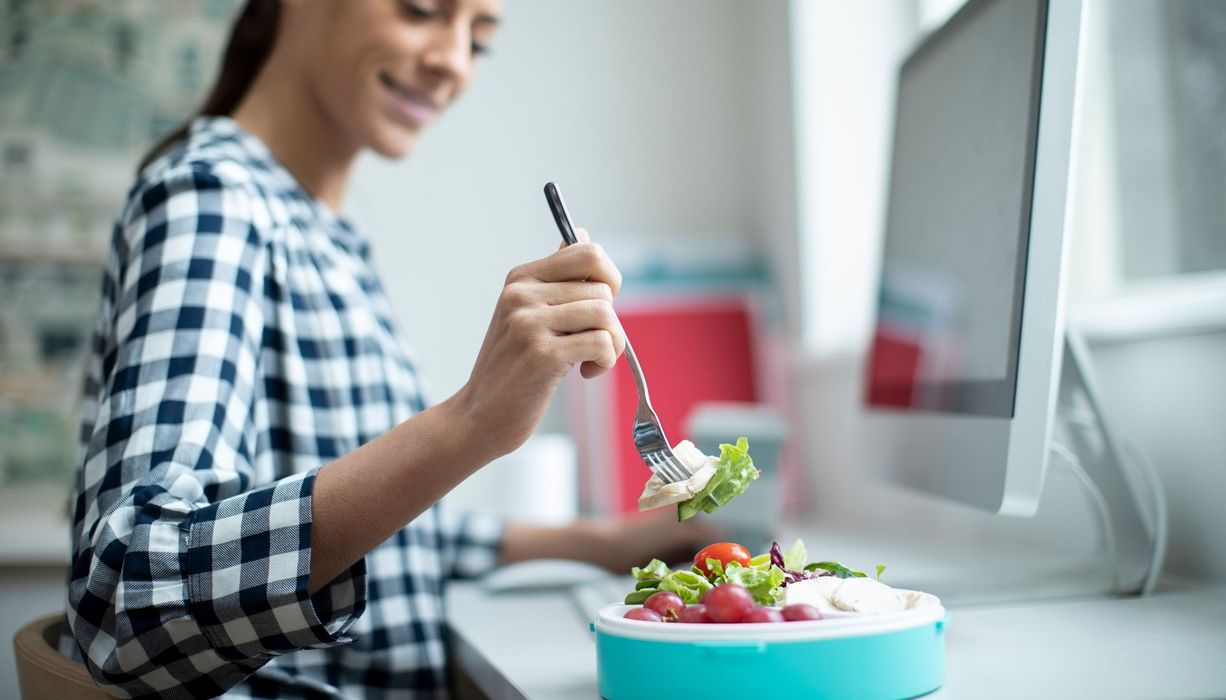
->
[867, 0, 1049, 418]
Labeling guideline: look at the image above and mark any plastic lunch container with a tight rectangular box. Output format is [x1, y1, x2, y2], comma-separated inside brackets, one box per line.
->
[592, 591, 948, 700]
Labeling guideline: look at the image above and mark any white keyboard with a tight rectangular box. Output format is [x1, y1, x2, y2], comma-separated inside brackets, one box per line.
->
[569, 577, 633, 624]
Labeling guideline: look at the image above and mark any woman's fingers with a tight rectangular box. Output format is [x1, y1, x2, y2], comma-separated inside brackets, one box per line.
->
[553, 227, 591, 252]
[521, 242, 622, 294]
[553, 329, 620, 377]
[543, 300, 626, 355]
[529, 280, 614, 306]
[456, 230, 626, 457]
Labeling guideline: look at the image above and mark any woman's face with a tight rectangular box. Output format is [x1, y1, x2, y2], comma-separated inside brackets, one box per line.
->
[289, 0, 503, 158]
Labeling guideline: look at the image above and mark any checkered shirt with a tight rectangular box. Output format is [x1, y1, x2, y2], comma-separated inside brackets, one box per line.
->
[62, 116, 505, 699]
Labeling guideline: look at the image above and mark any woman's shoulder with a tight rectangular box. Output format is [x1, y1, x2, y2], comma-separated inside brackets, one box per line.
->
[123, 118, 291, 233]
[138, 120, 262, 194]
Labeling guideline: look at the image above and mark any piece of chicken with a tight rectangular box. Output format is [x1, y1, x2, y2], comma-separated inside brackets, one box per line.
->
[637, 440, 719, 511]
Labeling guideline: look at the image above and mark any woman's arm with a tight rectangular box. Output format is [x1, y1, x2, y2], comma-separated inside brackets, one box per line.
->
[307, 240, 628, 591]
[68, 166, 368, 697]
[499, 512, 722, 573]
[306, 396, 484, 592]
[68, 166, 625, 695]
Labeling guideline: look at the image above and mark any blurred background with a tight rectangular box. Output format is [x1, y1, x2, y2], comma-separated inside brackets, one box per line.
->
[1, 0, 1224, 695]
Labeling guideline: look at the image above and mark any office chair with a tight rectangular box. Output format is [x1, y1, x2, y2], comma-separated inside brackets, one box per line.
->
[13, 614, 110, 700]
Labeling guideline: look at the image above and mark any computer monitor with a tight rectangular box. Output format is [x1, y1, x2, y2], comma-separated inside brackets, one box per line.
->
[864, 0, 1084, 515]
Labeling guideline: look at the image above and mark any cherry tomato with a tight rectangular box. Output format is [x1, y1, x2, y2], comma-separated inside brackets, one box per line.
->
[693, 542, 752, 577]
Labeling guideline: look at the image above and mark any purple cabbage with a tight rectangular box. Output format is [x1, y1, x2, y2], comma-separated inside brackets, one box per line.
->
[769, 540, 830, 585]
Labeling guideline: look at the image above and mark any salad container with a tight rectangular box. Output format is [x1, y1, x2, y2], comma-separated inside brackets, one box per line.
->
[593, 591, 947, 700]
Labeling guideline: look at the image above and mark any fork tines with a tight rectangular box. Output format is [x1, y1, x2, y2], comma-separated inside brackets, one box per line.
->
[645, 450, 692, 484]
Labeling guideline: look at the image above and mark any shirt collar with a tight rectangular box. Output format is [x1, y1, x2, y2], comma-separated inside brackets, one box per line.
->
[190, 116, 370, 258]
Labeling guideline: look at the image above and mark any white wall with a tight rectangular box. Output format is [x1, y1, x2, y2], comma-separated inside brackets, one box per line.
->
[789, 0, 917, 357]
[344, 0, 796, 512]
[0, 566, 66, 696]
[1087, 331, 1226, 583]
[345, 0, 785, 403]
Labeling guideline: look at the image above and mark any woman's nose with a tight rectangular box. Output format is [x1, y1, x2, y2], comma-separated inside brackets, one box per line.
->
[420, 22, 473, 84]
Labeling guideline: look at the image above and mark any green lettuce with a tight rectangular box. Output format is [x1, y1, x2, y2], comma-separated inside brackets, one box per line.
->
[804, 560, 868, 579]
[701, 559, 786, 605]
[657, 570, 713, 605]
[631, 558, 671, 582]
[748, 552, 772, 568]
[625, 560, 711, 604]
[782, 538, 807, 571]
[721, 562, 787, 605]
[677, 437, 761, 521]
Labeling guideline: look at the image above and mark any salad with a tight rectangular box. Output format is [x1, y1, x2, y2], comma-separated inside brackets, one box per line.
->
[637, 437, 760, 521]
[622, 539, 911, 624]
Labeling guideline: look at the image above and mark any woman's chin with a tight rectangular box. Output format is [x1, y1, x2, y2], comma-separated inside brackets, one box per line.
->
[367, 124, 421, 159]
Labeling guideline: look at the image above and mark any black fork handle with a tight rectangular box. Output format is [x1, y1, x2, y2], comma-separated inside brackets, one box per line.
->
[544, 182, 580, 246]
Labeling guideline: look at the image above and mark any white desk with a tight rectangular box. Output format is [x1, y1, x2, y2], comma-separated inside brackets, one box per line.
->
[446, 579, 1226, 700]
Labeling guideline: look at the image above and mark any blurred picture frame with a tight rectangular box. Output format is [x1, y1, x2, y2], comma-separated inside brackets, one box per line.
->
[0, 0, 235, 562]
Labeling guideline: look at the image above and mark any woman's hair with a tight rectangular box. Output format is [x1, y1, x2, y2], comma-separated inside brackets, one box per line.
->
[137, 0, 281, 171]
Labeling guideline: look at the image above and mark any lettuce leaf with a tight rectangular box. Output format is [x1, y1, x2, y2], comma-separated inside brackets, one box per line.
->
[677, 437, 761, 521]
[658, 570, 712, 605]
[720, 562, 787, 606]
[782, 538, 807, 571]
[631, 559, 671, 581]
[804, 561, 868, 579]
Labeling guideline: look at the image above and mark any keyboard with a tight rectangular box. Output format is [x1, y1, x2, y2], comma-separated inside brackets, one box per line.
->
[569, 577, 633, 624]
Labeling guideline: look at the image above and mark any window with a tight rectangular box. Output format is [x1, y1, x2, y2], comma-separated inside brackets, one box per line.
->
[1067, 0, 1226, 340]
[1101, 0, 1226, 282]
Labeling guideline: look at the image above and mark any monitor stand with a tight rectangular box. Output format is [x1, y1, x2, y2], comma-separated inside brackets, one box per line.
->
[1054, 328, 1166, 596]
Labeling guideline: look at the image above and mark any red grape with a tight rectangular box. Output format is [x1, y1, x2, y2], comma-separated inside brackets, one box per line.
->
[643, 591, 685, 621]
[624, 607, 663, 622]
[742, 606, 784, 623]
[702, 583, 756, 623]
[676, 604, 710, 624]
[781, 603, 823, 621]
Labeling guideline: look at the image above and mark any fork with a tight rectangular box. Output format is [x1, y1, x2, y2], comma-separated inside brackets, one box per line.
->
[543, 182, 695, 484]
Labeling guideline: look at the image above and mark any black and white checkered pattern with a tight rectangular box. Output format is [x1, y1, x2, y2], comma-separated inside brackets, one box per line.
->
[62, 117, 505, 699]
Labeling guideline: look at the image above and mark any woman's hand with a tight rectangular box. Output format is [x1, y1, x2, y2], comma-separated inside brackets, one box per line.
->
[501, 510, 726, 573]
[582, 510, 726, 572]
[453, 230, 626, 460]
[310, 231, 624, 591]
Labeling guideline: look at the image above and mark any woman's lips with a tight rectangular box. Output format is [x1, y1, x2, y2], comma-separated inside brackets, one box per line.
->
[379, 72, 438, 127]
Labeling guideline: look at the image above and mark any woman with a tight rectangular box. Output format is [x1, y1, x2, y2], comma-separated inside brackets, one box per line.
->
[64, 1, 713, 697]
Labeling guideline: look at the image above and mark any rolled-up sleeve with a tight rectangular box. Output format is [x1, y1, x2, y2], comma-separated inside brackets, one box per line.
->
[435, 503, 506, 580]
[66, 165, 366, 698]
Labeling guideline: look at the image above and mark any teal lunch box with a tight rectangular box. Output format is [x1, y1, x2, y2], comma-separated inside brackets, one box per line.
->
[593, 591, 947, 700]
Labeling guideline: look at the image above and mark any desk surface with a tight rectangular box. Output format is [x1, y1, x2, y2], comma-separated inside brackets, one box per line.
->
[446, 578, 1226, 700]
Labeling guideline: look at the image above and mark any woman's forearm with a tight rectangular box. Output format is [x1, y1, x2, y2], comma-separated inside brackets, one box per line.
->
[309, 241, 630, 593]
[500, 512, 723, 574]
[500, 519, 611, 568]
[307, 393, 495, 593]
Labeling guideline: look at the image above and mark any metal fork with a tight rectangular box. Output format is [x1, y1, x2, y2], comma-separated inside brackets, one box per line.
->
[543, 182, 695, 484]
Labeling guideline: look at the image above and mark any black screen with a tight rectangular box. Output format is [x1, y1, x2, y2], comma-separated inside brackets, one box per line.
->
[867, 0, 1048, 417]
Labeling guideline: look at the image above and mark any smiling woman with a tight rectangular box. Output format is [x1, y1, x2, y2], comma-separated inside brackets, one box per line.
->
[143, 0, 501, 204]
[235, 0, 500, 165]
[60, 1, 716, 698]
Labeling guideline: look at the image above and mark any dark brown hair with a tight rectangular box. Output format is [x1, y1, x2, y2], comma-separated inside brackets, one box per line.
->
[137, 0, 281, 171]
